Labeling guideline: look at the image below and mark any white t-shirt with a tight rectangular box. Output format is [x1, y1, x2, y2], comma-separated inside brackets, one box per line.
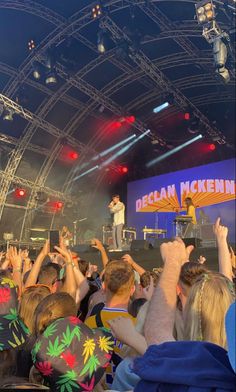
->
[110, 201, 125, 226]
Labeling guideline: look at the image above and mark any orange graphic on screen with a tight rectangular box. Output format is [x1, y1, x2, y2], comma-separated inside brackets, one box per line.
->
[136, 179, 235, 213]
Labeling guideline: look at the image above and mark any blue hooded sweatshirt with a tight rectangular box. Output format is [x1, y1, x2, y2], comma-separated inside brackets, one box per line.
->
[134, 341, 236, 392]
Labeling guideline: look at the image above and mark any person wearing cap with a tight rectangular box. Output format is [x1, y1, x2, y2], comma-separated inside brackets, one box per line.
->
[31, 316, 114, 392]
[0, 277, 29, 379]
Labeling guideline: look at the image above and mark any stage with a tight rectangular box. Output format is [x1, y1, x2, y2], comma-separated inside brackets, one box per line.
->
[77, 245, 222, 272]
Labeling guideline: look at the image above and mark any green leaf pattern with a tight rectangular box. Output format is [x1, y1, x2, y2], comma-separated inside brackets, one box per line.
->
[47, 336, 65, 357]
[3, 308, 18, 329]
[32, 320, 113, 392]
[44, 321, 58, 338]
[32, 341, 42, 363]
[56, 370, 80, 392]
[79, 354, 100, 378]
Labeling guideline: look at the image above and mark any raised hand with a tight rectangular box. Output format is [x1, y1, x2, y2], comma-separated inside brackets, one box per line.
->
[21, 249, 29, 260]
[198, 255, 206, 264]
[91, 238, 104, 252]
[213, 217, 228, 242]
[160, 238, 194, 266]
[122, 254, 135, 266]
[8, 246, 23, 270]
[39, 240, 49, 259]
[143, 276, 154, 301]
[54, 237, 71, 262]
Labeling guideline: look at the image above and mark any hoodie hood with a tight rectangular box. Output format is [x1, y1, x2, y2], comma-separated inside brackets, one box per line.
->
[134, 341, 236, 392]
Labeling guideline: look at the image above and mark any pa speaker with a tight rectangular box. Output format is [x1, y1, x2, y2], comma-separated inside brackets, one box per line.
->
[153, 238, 171, 249]
[183, 237, 202, 248]
[130, 240, 151, 251]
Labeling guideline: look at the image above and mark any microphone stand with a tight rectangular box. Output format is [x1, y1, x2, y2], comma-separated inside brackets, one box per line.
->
[153, 202, 173, 229]
[73, 218, 87, 246]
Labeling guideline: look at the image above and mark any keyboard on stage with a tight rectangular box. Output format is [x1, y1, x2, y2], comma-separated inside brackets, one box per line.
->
[142, 227, 167, 240]
[174, 215, 192, 223]
[142, 228, 167, 234]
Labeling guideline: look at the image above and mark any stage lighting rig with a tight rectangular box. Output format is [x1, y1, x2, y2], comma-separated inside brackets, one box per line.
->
[28, 39, 36, 51]
[97, 29, 109, 54]
[196, 0, 215, 25]
[195, 0, 222, 43]
[45, 47, 58, 85]
[14, 188, 26, 198]
[2, 107, 14, 121]
[32, 61, 43, 80]
[213, 37, 230, 83]
[92, 4, 102, 19]
[195, 0, 231, 82]
[45, 70, 57, 85]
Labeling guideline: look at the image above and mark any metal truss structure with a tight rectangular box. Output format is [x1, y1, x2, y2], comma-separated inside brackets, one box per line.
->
[0, 169, 73, 202]
[101, 16, 228, 143]
[0, 0, 234, 239]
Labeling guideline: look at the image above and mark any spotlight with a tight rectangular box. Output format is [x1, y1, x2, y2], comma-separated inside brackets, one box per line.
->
[195, 0, 215, 25]
[32, 61, 43, 80]
[2, 107, 14, 121]
[97, 29, 109, 54]
[69, 151, 79, 160]
[45, 69, 57, 85]
[15, 188, 26, 198]
[55, 201, 64, 210]
[213, 37, 230, 83]
[146, 134, 203, 168]
[45, 47, 57, 84]
[28, 39, 36, 51]
[184, 112, 191, 121]
[209, 143, 216, 151]
[153, 102, 169, 114]
[100, 129, 151, 168]
[112, 121, 122, 129]
[126, 115, 136, 124]
[120, 166, 128, 174]
[92, 4, 102, 18]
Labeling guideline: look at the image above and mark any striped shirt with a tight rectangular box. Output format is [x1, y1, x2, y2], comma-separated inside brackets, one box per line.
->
[85, 307, 136, 387]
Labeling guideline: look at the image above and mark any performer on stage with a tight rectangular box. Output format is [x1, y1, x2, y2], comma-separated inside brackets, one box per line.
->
[108, 194, 125, 251]
[185, 197, 197, 225]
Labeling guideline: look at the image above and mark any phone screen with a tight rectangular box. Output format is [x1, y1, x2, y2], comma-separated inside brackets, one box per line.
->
[49, 230, 60, 253]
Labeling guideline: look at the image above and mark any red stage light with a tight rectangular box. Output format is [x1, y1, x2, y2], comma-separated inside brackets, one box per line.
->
[55, 201, 64, 210]
[209, 143, 216, 151]
[126, 115, 136, 124]
[113, 121, 122, 129]
[69, 151, 79, 160]
[184, 112, 190, 121]
[120, 166, 128, 174]
[15, 188, 26, 198]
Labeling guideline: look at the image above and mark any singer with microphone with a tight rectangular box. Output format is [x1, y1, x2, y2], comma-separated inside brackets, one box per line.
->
[108, 194, 125, 251]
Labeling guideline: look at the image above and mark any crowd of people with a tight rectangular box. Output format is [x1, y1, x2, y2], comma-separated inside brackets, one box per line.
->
[0, 217, 235, 391]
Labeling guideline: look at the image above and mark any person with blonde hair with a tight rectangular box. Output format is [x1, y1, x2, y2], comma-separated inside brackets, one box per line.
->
[184, 271, 235, 348]
[33, 292, 77, 337]
[19, 286, 51, 333]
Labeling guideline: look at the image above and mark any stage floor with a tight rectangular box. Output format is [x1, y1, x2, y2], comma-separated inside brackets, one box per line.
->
[79, 246, 221, 272]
